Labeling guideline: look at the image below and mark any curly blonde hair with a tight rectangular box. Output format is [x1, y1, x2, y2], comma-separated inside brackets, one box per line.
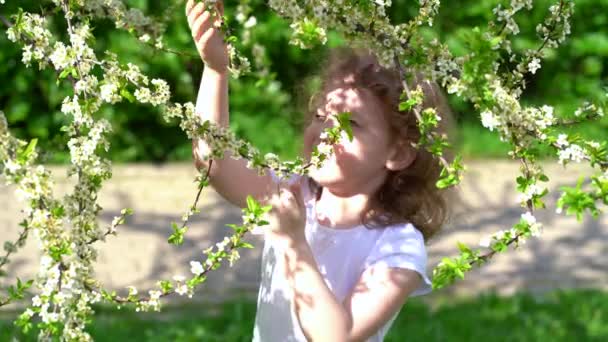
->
[303, 47, 457, 242]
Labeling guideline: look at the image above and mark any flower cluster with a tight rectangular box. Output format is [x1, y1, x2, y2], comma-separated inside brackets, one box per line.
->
[492, 0, 534, 36]
[289, 18, 328, 49]
[104, 194, 270, 313]
[81, 0, 167, 49]
[7, 12, 54, 70]
[480, 80, 557, 148]
[3, 2, 352, 328]
[478, 211, 543, 249]
[267, 0, 434, 67]
[536, 1, 574, 50]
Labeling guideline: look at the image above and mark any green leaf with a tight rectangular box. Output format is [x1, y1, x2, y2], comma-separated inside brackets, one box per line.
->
[158, 280, 173, 293]
[436, 174, 457, 189]
[226, 223, 240, 232]
[121, 208, 134, 216]
[3, 241, 16, 253]
[336, 112, 354, 141]
[51, 205, 65, 219]
[440, 257, 456, 268]
[49, 241, 71, 261]
[22, 279, 34, 290]
[17, 138, 37, 164]
[455, 268, 465, 279]
[489, 36, 502, 48]
[200, 120, 211, 133]
[168, 222, 187, 245]
[399, 98, 419, 112]
[246, 195, 258, 213]
[120, 88, 135, 103]
[238, 242, 254, 249]
[457, 242, 471, 255]
[14, 9, 24, 29]
[187, 275, 206, 288]
[58, 68, 72, 80]
[8, 285, 17, 298]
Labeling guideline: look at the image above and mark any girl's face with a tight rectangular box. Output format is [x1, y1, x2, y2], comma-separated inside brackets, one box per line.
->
[303, 87, 400, 195]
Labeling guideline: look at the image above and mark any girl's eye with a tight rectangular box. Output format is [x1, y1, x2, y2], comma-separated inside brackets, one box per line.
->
[313, 114, 358, 128]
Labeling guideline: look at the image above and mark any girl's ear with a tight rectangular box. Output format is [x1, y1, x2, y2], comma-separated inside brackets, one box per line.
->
[385, 141, 417, 171]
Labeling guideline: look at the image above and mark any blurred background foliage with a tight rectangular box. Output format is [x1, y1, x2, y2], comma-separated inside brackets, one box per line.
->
[0, 0, 606, 163]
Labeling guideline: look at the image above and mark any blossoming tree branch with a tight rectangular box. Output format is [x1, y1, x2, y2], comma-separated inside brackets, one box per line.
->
[0, 0, 606, 340]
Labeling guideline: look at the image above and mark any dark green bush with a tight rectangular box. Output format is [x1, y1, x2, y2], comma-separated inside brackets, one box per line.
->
[1, 0, 606, 162]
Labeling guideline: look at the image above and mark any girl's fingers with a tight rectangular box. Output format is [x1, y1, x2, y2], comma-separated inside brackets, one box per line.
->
[279, 187, 302, 214]
[187, 2, 205, 27]
[186, 0, 195, 16]
[280, 188, 293, 203]
[193, 11, 212, 41]
[195, 25, 215, 50]
[267, 180, 304, 214]
[287, 179, 304, 208]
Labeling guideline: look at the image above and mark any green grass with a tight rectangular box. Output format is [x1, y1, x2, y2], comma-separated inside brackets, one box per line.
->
[1, 289, 607, 341]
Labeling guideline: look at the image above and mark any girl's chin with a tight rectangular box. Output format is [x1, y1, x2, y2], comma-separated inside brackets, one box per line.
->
[309, 164, 343, 185]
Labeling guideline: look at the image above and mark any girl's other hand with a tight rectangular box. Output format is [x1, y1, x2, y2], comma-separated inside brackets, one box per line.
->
[186, 0, 229, 73]
[265, 180, 307, 248]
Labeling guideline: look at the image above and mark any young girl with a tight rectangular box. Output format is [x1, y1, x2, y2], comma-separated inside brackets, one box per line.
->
[186, 1, 453, 341]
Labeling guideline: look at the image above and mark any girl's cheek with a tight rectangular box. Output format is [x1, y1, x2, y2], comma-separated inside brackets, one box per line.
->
[302, 126, 316, 157]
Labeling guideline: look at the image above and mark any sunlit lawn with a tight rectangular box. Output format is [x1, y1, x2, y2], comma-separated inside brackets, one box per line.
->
[1, 288, 606, 341]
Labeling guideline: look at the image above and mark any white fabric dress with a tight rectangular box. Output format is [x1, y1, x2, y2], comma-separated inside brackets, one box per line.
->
[252, 173, 433, 342]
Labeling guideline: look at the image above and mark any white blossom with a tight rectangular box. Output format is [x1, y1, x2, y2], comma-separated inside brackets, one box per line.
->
[244, 16, 257, 29]
[190, 261, 204, 276]
[32, 295, 42, 307]
[479, 236, 492, 248]
[127, 286, 138, 296]
[528, 58, 541, 74]
[21, 45, 33, 66]
[176, 284, 189, 296]
[521, 211, 536, 225]
[556, 134, 569, 148]
[139, 34, 151, 43]
[150, 79, 170, 106]
[134, 87, 152, 103]
[558, 144, 587, 165]
[100, 82, 121, 104]
[215, 236, 231, 252]
[480, 110, 500, 131]
[316, 142, 332, 155]
[3, 159, 21, 173]
[49, 42, 72, 70]
[516, 183, 546, 203]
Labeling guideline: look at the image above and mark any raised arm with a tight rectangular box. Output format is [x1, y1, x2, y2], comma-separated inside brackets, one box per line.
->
[186, 0, 273, 208]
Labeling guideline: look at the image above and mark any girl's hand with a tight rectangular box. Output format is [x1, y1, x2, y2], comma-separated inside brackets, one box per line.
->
[186, 0, 229, 73]
[265, 180, 307, 248]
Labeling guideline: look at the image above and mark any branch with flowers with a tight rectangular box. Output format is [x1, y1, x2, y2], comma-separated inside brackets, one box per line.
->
[1, 2, 357, 337]
[0, 0, 607, 339]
